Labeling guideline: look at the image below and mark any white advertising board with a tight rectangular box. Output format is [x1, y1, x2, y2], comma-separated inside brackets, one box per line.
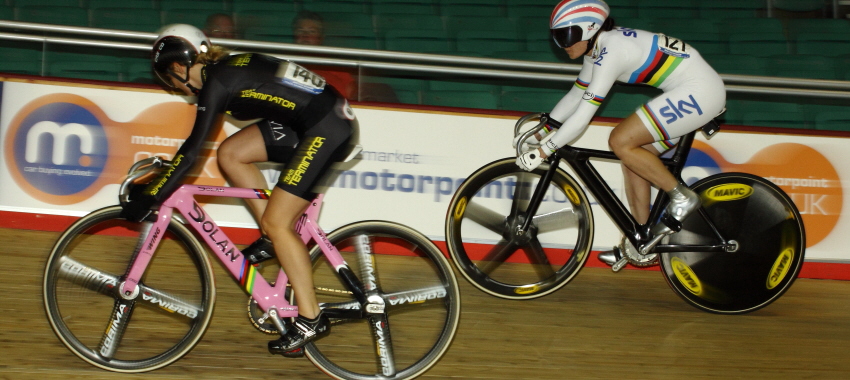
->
[1, 79, 847, 263]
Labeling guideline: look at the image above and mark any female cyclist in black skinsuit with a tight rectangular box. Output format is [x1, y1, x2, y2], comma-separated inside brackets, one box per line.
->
[122, 24, 358, 355]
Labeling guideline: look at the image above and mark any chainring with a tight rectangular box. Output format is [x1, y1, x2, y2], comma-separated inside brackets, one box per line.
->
[247, 297, 279, 335]
[622, 238, 658, 267]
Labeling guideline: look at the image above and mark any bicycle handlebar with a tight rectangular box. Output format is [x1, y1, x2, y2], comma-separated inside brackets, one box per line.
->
[514, 113, 548, 158]
[118, 156, 172, 206]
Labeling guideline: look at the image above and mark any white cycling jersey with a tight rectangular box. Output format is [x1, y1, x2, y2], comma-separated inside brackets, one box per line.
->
[547, 27, 726, 152]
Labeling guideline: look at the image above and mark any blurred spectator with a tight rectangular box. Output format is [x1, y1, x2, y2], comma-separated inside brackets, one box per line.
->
[204, 13, 238, 39]
[293, 11, 325, 46]
[291, 11, 358, 99]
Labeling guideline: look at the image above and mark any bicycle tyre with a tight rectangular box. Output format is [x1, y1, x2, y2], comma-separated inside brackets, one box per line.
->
[660, 173, 806, 314]
[445, 158, 594, 299]
[43, 206, 216, 372]
[302, 221, 461, 380]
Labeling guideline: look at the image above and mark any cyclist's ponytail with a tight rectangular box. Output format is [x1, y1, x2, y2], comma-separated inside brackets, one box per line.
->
[600, 17, 615, 32]
[197, 45, 231, 65]
[584, 17, 616, 55]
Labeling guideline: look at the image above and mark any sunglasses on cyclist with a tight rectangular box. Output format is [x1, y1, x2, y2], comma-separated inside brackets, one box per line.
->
[551, 25, 584, 49]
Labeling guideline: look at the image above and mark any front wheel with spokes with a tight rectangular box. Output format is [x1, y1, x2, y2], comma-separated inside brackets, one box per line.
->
[43, 206, 216, 372]
[445, 157, 594, 299]
[303, 221, 461, 380]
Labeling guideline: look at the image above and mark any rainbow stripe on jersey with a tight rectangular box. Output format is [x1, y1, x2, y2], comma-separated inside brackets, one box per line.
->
[639, 104, 676, 150]
[574, 78, 589, 90]
[628, 35, 684, 87]
[573, 79, 604, 106]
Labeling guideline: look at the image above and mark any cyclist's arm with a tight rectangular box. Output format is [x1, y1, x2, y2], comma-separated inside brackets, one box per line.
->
[520, 60, 592, 146]
[144, 78, 227, 202]
[540, 56, 618, 156]
[549, 60, 594, 123]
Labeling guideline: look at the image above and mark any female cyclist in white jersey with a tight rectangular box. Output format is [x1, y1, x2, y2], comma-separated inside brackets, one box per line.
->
[515, 0, 726, 267]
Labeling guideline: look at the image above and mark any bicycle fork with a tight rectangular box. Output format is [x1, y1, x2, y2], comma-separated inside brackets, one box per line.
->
[515, 158, 559, 236]
[353, 234, 397, 377]
[89, 210, 202, 361]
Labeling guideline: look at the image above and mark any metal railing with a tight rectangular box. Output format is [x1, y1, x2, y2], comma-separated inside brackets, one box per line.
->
[2, 21, 850, 101]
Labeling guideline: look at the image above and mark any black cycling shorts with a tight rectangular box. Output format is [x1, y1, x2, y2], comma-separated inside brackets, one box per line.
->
[258, 100, 356, 200]
[258, 119, 300, 163]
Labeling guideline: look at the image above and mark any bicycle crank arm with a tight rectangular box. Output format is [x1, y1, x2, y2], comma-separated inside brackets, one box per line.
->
[266, 308, 288, 335]
[638, 233, 668, 256]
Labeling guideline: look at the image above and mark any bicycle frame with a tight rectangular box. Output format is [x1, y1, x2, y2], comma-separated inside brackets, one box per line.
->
[118, 185, 367, 323]
[519, 127, 731, 255]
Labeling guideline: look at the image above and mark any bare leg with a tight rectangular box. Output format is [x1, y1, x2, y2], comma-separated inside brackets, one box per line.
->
[620, 141, 664, 224]
[609, 113, 679, 193]
[217, 125, 270, 226]
[261, 189, 319, 319]
[621, 165, 653, 225]
[600, 114, 680, 268]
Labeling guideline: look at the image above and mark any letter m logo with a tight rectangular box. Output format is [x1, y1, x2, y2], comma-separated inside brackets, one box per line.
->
[25, 121, 95, 165]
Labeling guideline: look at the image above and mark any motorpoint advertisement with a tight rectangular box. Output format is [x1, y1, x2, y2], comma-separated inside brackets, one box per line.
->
[0, 78, 847, 273]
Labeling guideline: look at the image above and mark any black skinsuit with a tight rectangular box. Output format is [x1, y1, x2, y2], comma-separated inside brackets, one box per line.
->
[145, 53, 356, 203]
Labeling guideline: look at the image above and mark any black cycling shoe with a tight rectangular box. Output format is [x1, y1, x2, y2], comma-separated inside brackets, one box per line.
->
[268, 313, 330, 357]
[244, 236, 275, 265]
[278, 347, 305, 358]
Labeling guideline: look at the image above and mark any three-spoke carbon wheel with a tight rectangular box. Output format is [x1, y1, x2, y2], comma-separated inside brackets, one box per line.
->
[661, 173, 806, 314]
[445, 158, 594, 299]
[303, 221, 461, 380]
[43, 206, 215, 372]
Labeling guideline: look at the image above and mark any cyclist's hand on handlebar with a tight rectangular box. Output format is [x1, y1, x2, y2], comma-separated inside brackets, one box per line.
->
[516, 149, 545, 171]
[512, 133, 540, 152]
[513, 120, 556, 151]
[121, 184, 157, 222]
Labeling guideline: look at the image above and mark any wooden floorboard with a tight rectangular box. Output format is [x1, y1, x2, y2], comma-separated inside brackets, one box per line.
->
[2, 227, 849, 379]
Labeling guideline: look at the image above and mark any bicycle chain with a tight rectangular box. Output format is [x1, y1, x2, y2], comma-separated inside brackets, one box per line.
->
[314, 286, 353, 295]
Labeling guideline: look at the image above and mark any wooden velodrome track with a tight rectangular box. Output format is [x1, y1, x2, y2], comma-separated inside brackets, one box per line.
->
[2, 226, 849, 380]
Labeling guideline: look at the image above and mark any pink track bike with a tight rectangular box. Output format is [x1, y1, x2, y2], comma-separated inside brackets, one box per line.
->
[43, 156, 461, 380]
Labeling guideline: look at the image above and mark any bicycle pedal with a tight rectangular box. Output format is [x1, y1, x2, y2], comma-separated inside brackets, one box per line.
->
[649, 214, 682, 235]
[611, 257, 628, 272]
[280, 348, 305, 358]
[659, 213, 682, 233]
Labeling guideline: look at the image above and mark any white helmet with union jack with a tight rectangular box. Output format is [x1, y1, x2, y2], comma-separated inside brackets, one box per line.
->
[550, 0, 611, 48]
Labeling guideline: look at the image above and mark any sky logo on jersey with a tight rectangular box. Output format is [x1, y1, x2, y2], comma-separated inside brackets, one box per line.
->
[593, 47, 608, 66]
[659, 95, 703, 124]
[9, 100, 108, 198]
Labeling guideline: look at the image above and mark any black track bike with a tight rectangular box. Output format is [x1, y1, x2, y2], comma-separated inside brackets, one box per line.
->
[445, 113, 805, 314]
